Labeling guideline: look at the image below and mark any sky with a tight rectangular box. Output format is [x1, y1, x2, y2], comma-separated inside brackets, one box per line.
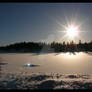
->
[0, 3, 92, 46]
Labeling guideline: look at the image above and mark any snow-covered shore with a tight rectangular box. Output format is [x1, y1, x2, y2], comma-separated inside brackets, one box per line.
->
[0, 72, 92, 89]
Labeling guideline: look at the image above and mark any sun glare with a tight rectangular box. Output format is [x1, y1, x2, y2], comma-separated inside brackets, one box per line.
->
[58, 52, 80, 59]
[66, 25, 79, 38]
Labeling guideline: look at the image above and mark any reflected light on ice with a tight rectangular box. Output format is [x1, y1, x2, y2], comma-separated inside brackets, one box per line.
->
[57, 52, 84, 60]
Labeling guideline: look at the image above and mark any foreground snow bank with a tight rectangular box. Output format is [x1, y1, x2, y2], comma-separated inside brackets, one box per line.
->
[0, 73, 92, 89]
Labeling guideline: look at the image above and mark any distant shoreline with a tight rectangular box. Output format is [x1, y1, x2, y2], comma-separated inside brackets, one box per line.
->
[0, 40, 92, 53]
[0, 50, 91, 54]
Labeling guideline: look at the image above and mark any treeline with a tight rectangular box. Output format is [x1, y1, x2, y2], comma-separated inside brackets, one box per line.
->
[0, 40, 92, 53]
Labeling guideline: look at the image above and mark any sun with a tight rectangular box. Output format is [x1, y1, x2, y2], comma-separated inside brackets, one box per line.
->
[66, 25, 79, 38]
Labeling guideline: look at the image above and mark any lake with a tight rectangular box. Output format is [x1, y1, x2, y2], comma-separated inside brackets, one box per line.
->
[0, 52, 92, 74]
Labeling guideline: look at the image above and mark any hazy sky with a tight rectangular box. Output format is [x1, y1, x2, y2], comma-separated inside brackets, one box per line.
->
[0, 3, 92, 45]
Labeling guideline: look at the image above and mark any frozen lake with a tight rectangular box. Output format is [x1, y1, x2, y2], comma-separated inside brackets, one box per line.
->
[0, 52, 92, 74]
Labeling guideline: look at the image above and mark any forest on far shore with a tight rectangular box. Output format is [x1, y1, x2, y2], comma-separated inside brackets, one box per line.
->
[0, 40, 92, 53]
